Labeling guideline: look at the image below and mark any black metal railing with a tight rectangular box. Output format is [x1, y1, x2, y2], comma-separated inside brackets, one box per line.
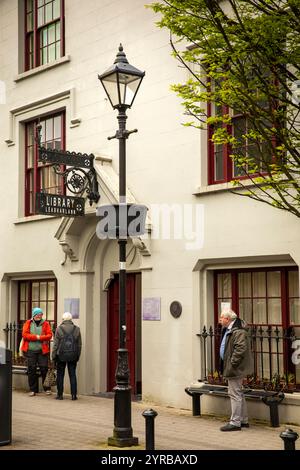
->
[2, 322, 56, 366]
[198, 325, 300, 392]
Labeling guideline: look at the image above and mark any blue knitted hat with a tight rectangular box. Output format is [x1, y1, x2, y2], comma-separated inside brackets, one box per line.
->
[32, 307, 43, 318]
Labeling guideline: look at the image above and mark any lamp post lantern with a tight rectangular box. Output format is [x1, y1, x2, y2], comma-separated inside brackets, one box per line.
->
[98, 44, 145, 447]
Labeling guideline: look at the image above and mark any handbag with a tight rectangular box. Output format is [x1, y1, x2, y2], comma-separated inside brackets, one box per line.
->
[19, 338, 24, 357]
[43, 368, 57, 388]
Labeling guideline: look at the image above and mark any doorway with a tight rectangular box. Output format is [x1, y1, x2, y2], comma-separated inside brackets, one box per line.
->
[107, 272, 142, 395]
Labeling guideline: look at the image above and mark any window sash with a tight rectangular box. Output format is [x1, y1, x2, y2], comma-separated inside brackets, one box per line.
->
[215, 268, 299, 327]
[18, 279, 57, 325]
[25, 0, 64, 71]
[25, 112, 65, 216]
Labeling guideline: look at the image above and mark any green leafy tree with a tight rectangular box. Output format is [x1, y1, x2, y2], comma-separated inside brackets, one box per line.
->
[149, 0, 300, 217]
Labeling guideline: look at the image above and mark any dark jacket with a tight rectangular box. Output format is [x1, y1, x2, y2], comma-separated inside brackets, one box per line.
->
[222, 318, 253, 379]
[51, 320, 82, 362]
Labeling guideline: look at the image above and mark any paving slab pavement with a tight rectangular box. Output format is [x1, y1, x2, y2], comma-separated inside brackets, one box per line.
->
[1, 390, 299, 451]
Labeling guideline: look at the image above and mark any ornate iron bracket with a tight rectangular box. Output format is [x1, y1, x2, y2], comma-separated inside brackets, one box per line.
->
[36, 125, 100, 206]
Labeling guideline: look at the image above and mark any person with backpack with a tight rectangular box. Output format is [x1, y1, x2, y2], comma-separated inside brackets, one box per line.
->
[51, 312, 82, 400]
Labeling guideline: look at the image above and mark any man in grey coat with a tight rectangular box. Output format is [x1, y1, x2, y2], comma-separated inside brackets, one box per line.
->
[219, 309, 253, 431]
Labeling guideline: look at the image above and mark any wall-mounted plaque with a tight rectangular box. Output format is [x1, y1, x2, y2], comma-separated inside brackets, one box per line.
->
[64, 298, 80, 319]
[142, 297, 161, 321]
[170, 301, 182, 319]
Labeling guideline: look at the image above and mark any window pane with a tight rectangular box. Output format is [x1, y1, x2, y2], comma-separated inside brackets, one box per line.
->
[56, 41, 61, 59]
[238, 273, 251, 297]
[48, 282, 55, 300]
[20, 283, 28, 301]
[27, 13, 33, 31]
[40, 282, 47, 300]
[38, 7, 44, 27]
[48, 24, 55, 43]
[54, 139, 61, 150]
[45, 118, 53, 141]
[214, 148, 224, 181]
[27, 0, 34, 10]
[54, 116, 61, 139]
[253, 272, 266, 297]
[27, 146, 34, 168]
[32, 283, 39, 301]
[218, 273, 232, 298]
[41, 28, 48, 47]
[45, 2, 53, 23]
[56, 21, 61, 40]
[289, 271, 299, 297]
[47, 302, 55, 321]
[41, 47, 47, 65]
[20, 303, 27, 321]
[53, 0, 60, 19]
[267, 298, 281, 324]
[239, 298, 252, 324]
[290, 299, 300, 325]
[267, 271, 281, 297]
[39, 302, 47, 315]
[38, 0, 45, 7]
[253, 299, 267, 324]
[48, 43, 56, 62]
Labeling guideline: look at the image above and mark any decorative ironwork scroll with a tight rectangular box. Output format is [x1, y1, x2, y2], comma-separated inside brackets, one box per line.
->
[36, 125, 100, 209]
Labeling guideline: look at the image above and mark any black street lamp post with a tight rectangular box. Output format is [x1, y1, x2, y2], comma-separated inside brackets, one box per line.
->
[98, 44, 145, 447]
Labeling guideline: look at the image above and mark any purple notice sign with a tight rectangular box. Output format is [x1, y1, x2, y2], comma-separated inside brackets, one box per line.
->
[142, 297, 161, 321]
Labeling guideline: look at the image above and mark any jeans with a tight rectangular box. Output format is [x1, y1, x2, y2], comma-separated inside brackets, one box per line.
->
[56, 360, 78, 397]
[27, 350, 50, 392]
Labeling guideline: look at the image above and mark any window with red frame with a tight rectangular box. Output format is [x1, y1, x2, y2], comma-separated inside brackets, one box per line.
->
[18, 279, 57, 327]
[215, 268, 300, 384]
[208, 102, 273, 184]
[25, 0, 65, 71]
[25, 112, 65, 216]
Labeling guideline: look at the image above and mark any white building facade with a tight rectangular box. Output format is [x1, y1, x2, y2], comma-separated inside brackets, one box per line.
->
[1, 0, 300, 424]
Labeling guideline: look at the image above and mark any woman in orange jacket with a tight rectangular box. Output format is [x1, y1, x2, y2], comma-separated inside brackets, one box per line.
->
[22, 307, 53, 396]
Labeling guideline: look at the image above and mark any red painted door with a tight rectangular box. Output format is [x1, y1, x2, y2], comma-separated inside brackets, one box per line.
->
[107, 273, 137, 393]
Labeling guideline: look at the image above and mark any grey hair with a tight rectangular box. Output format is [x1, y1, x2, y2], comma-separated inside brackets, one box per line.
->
[220, 309, 237, 320]
[62, 312, 72, 321]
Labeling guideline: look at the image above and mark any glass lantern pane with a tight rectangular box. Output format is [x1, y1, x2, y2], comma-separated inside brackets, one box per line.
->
[101, 72, 119, 107]
[118, 74, 141, 107]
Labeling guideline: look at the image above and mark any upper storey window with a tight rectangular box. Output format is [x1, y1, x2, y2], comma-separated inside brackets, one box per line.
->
[25, 0, 65, 71]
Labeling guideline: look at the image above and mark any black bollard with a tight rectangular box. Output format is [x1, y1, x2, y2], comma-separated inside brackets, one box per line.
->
[280, 428, 299, 450]
[142, 409, 158, 450]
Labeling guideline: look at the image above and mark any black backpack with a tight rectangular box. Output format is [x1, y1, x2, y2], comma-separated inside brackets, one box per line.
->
[58, 325, 78, 362]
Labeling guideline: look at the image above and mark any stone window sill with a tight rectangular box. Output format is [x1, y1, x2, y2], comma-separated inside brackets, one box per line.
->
[14, 55, 71, 83]
[14, 215, 61, 224]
